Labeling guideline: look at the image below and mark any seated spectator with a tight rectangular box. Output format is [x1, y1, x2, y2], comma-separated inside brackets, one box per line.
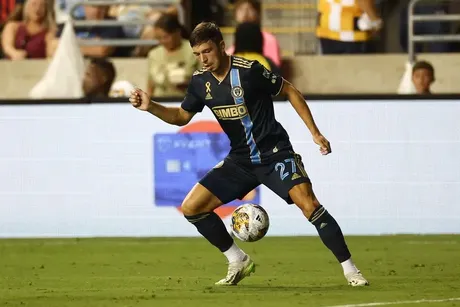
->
[1, 0, 56, 60]
[82, 57, 116, 98]
[55, 0, 85, 21]
[113, 4, 163, 57]
[107, 3, 182, 57]
[412, 60, 435, 95]
[0, 0, 24, 58]
[233, 22, 281, 76]
[73, 5, 127, 58]
[226, 0, 281, 67]
[112, 4, 151, 39]
[147, 13, 198, 98]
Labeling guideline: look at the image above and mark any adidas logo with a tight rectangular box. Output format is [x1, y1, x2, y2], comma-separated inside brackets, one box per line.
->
[320, 222, 328, 229]
[205, 93, 213, 100]
[291, 173, 301, 180]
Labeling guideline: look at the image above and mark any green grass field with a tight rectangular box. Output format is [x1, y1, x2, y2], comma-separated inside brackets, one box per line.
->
[1, 235, 460, 307]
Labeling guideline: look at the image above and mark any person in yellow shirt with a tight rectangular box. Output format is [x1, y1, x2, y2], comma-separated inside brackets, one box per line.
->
[316, 0, 382, 54]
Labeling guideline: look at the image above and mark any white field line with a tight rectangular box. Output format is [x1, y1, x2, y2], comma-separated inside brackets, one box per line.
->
[325, 297, 460, 307]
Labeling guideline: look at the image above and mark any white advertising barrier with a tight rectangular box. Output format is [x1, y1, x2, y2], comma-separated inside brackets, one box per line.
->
[0, 100, 459, 238]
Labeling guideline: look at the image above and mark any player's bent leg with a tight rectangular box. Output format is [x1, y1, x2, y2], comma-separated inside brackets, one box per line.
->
[182, 183, 236, 256]
[182, 159, 259, 286]
[287, 182, 321, 219]
[289, 183, 369, 287]
[181, 183, 223, 216]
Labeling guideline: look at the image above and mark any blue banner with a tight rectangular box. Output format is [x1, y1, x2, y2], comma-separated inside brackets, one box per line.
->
[153, 132, 260, 207]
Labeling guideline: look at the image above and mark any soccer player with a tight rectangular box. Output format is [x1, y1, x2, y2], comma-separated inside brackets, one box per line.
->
[129, 22, 369, 287]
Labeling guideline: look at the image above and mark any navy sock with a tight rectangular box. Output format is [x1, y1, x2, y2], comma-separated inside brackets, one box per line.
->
[185, 212, 233, 252]
[309, 205, 351, 263]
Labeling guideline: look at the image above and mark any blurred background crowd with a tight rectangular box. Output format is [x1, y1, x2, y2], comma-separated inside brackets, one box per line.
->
[0, 0, 459, 99]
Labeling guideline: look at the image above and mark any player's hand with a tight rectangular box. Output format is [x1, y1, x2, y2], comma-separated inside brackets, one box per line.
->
[129, 88, 151, 111]
[313, 134, 331, 155]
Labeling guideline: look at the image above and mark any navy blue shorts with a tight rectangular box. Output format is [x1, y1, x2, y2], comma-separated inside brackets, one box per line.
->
[199, 150, 310, 204]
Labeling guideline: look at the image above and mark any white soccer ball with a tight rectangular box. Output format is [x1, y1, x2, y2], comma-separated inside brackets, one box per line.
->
[230, 204, 270, 242]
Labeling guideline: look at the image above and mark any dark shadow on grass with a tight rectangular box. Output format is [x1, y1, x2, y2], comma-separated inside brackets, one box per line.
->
[209, 284, 348, 292]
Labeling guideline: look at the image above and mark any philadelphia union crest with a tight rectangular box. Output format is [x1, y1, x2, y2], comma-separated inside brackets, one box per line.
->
[231, 86, 244, 99]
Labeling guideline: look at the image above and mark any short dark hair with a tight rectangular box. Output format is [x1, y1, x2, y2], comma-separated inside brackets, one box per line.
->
[90, 58, 116, 95]
[412, 60, 435, 80]
[189, 22, 224, 48]
[234, 22, 263, 54]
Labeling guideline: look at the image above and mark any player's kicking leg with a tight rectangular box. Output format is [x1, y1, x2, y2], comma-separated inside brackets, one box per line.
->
[289, 182, 369, 286]
[181, 158, 259, 286]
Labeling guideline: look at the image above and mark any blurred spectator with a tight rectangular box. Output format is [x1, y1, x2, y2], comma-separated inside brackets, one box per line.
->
[1, 0, 56, 60]
[72, 5, 127, 58]
[147, 13, 198, 98]
[56, 0, 85, 21]
[108, 3, 182, 58]
[111, 4, 152, 39]
[0, 0, 24, 58]
[113, 5, 163, 57]
[316, 0, 382, 54]
[83, 57, 116, 98]
[226, 0, 281, 67]
[412, 60, 435, 95]
[400, 3, 452, 53]
[233, 22, 281, 76]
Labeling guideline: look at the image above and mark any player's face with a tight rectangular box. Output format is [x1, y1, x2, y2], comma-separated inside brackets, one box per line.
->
[412, 69, 433, 94]
[192, 40, 226, 72]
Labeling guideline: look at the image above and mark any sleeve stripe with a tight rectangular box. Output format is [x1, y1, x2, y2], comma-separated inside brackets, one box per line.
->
[274, 78, 284, 96]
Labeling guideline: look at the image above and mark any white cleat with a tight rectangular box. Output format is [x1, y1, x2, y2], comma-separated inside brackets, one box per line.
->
[345, 271, 369, 287]
[215, 255, 255, 286]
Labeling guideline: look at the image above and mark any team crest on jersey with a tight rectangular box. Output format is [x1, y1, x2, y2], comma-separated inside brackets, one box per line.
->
[231, 86, 244, 99]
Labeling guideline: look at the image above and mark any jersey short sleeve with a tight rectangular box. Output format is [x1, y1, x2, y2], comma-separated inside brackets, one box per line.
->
[250, 61, 284, 96]
[180, 77, 205, 113]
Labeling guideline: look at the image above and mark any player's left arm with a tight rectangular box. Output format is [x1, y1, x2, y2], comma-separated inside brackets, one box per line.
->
[280, 80, 332, 155]
[251, 61, 331, 154]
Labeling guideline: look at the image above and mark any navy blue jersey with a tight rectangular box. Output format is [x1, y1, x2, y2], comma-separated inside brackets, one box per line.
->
[181, 56, 292, 164]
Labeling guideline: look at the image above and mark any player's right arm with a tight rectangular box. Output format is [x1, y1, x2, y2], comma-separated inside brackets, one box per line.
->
[129, 88, 195, 126]
[130, 77, 205, 126]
